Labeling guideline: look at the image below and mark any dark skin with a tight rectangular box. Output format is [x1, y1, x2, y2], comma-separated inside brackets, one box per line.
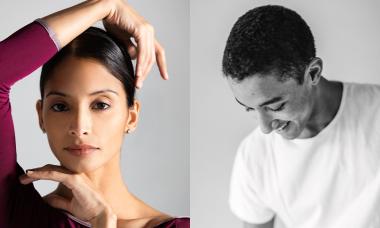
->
[227, 58, 343, 227]
[227, 58, 343, 140]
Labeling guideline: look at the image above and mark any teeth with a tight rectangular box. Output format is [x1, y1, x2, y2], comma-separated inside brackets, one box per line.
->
[277, 122, 288, 131]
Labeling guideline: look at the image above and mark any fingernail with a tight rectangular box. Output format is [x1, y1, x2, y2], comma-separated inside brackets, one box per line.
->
[26, 170, 34, 175]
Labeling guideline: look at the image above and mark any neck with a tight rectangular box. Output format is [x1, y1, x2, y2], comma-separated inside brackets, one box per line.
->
[300, 77, 343, 138]
[53, 152, 162, 219]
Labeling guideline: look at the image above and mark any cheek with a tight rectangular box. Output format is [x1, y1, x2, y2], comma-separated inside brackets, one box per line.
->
[93, 111, 127, 148]
[286, 94, 313, 124]
[276, 95, 311, 122]
[43, 114, 68, 151]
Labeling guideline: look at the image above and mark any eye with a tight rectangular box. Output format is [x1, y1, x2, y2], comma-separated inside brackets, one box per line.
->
[50, 103, 69, 112]
[245, 107, 255, 112]
[269, 102, 286, 112]
[92, 102, 110, 110]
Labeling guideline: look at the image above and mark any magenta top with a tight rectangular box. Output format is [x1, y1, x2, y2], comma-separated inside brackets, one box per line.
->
[0, 21, 189, 228]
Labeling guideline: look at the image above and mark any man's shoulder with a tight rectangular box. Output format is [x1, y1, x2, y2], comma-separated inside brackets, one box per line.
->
[237, 128, 273, 163]
[343, 82, 380, 109]
[344, 82, 380, 97]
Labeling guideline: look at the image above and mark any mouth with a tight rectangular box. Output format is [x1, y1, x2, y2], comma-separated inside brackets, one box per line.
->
[275, 121, 290, 132]
[64, 144, 99, 156]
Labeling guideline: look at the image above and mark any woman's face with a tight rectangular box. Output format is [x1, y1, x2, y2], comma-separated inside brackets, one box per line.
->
[36, 56, 139, 173]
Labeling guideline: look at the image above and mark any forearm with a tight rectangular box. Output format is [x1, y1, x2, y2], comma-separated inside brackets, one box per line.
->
[41, 0, 114, 48]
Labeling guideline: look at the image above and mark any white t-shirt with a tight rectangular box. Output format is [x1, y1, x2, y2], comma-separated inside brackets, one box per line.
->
[229, 82, 380, 228]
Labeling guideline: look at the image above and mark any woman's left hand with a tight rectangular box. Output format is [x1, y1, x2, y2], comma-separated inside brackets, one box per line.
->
[102, 0, 168, 88]
[19, 164, 117, 227]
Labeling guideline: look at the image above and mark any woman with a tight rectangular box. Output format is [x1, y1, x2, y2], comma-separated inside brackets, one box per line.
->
[0, 0, 189, 227]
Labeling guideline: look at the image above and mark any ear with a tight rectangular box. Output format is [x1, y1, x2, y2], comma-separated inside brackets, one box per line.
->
[304, 57, 323, 86]
[36, 100, 45, 133]
[124, 100, 140, 134]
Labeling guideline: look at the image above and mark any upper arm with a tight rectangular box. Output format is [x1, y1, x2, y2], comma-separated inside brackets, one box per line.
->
[229, 135, 275, 224]
[243, 218, 274, 228]
[0, 21, 57, 89]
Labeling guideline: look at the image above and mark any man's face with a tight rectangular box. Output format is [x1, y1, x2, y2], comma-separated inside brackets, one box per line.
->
[227, 73, 314, 139]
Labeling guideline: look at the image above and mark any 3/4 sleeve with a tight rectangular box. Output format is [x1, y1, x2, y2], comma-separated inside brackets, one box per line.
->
[0, 21, 58, 225]
[156, 218, 190, 228]
[229, 135, 275, 224]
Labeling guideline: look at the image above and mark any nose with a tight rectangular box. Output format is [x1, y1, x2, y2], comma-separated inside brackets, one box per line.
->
[68, 108, 91, 137]
[256, 110, 274, 134]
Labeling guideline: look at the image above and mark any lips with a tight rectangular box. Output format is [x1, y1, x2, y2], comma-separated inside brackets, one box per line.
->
[64, 144, 99, 156]
[276, 121, 290, 131]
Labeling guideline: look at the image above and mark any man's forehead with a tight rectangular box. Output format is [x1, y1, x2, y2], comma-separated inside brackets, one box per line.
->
[229, 75, 291, 94]
[227, 75, 298, 107]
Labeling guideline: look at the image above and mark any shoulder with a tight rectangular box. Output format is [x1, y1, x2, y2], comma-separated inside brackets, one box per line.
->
[230, 128, 275, 190]
[344, 82, 380, 105]
[342, 82, 380, 116]
[236, 128, 273, 168]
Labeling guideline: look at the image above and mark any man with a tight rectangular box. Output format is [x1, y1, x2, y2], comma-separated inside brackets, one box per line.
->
[222, 5, 380, 228]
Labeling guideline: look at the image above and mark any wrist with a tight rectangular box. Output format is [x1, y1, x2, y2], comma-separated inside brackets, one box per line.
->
[89, 207, 117, 228]
[98, 0, 119, 21]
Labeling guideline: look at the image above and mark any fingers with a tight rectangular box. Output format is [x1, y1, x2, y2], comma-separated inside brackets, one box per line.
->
[103, 3, 169, 88]
[126, 39, 137, 60]
[155, 40, 169, 80]
[103, 21, 138, 59]
[135, 24, 155, 88]
[135, 37, 168, 88]
[19, 164, 77, 189]
[20, 165, 110, 221]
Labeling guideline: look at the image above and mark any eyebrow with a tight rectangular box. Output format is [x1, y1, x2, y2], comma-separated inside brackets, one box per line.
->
[45, 89, 119, 98]
[235, 96, 283, 108]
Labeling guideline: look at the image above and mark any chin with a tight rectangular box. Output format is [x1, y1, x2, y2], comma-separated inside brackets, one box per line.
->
[59, 158, 104, 174]
[278, 122, 302, 140]
[281, 132, 299, 140]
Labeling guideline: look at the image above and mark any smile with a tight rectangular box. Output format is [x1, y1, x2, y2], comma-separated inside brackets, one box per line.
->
[276, 121, 290, 132]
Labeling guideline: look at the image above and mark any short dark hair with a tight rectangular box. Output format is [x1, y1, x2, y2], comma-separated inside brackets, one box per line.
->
[40, 27, 135, 107]
[222, 5, 316, 84]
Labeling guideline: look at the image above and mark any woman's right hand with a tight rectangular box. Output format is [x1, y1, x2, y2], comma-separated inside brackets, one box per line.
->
[19, 164, 117, 228]
[102, 0, 168, 88]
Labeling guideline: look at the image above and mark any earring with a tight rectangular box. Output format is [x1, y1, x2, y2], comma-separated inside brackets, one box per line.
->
[126, 129, 130, 134]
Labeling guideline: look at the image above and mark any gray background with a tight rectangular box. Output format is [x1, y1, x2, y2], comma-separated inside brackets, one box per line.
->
[190, 0, 380, 227]
[1, 0, 189, 217]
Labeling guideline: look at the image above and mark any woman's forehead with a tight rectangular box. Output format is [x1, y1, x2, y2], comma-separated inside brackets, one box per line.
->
[44, 56, 125, 95]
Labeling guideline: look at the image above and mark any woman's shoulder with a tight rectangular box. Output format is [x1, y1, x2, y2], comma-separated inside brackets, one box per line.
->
[155, 217, 190, 228]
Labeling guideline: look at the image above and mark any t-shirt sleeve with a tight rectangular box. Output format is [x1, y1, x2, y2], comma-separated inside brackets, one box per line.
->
[229, 135, 275, 224]
[0, 20, 58, 226]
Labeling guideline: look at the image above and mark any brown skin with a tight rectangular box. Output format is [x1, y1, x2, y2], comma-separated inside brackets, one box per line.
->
[227, 58, 343, 140]
[228, 59, 343, 227]
[24, 56, 168, 224]
[18, 0, 169, 226]
[41, 0, 169, 88]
